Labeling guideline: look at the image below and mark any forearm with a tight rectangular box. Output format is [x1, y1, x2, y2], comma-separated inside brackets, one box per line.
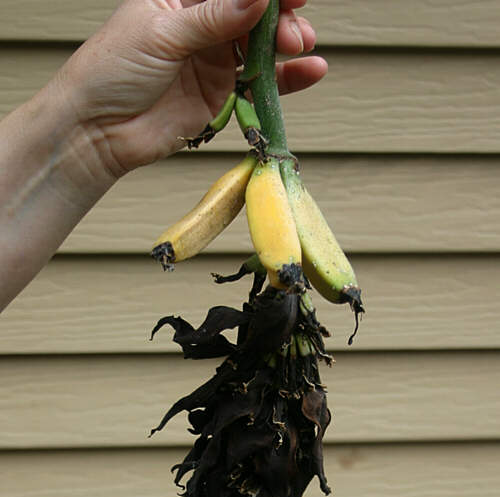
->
[0, 79, 118, 311]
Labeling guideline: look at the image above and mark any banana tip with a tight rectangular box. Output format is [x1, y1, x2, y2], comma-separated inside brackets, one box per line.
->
[341, 286, 364, 346]
[277, 263, 304, 292]
[151, 242, 175, 271]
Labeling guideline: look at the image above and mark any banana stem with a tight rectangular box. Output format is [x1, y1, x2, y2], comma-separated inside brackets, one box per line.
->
[241, 0, 292, 158]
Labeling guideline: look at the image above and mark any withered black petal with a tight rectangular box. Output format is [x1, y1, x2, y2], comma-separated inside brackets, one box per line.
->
[210, 371, 273, 438]
[185, 430, 224, 496]
[236, 302, 253, 345]
[188, 409, 210, 435]
[301, 388, 332, 495]
[150, 315, 194, 342]
[253, 430, 298, 497]
[196, 306, 251, 344]
[151, 277, 336, 497]
[249, 272, 267, 302]
[149, 364, 235, 437]
[204, 468, 235, 497]
[301, 388, 326, 429]
[225, 425, 275, 468]
[151, 307, 250, 349]
[172, 436, 209, 488]
[211, 264, 251, 284]
[245, 288, 298, 354]
[181, 335, 236, 359]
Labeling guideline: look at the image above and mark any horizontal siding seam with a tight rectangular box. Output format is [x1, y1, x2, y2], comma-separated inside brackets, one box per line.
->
[2, 345, 500, 358]
[0, 346, 500, 358]
[6, 41, 500, 54]
[2, 438, 500, 453]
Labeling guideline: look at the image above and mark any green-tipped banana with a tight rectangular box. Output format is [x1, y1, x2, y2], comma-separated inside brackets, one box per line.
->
[235, 94, 261, 135]
[211, 92, 237, 132]
[234, 93, 267, 155]
[185, 91, 237, 149]
[280, 158, 364, 344]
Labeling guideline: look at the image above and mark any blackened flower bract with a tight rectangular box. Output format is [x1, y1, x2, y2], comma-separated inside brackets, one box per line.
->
[150, 284, 333, 497]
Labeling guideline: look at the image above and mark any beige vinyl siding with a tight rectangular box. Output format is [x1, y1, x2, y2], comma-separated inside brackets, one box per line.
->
[4, 47, 500, 153]
[1, 352, 499, 449]
[58, 154, 499, 254]
[1, 1, 499, 496]
[2, 444, 499, 497]
[2, 254, 500, 354]
[3, 0, 500, 47]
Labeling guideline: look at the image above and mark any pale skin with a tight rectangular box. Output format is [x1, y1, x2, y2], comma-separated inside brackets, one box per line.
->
[0, 0, 328, 311]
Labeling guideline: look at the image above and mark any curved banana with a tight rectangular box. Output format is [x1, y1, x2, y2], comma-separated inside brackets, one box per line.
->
[280, 158, 364, 342]
[210, 92, 237, 134]
[245, 157, 302, 289]
[234, 93, 267, 156]
[152, 153, 258, 271]
[185, 91, 237, 149]
[235, 94, 261, 136]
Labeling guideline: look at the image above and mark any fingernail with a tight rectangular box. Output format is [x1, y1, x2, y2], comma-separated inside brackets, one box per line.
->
[299, 18, 316, 52]
[234, 0, 260, 10]
[291, 21, 304, 53]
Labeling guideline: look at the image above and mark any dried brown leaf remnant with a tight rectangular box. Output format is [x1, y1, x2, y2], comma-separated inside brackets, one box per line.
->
[150, 284, 333, 497]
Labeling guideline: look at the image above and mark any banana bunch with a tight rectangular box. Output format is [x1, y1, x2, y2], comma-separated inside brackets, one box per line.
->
[244, 154, 363, 339]
[152, 89, 363, 340]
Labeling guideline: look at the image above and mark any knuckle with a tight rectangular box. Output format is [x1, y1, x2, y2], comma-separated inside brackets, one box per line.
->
[197, 0, 224, 42]
[149, 11, 188, 58]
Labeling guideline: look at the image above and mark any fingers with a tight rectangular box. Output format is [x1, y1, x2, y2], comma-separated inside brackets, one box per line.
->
[276, 56, 328, 95]
[152, 0, 269, 60]
[279, 0, 307, 10]
[276, 11, 316, 55]
[182, 0, 308, 10]
[160, 0, 315, 60]
[238, 12, 316, 57]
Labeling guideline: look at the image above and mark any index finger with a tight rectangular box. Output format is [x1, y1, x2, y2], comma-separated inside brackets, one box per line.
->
[280, 0, 307, 9]
[181, 0, 307, 9]
[180, 0, 202, 7]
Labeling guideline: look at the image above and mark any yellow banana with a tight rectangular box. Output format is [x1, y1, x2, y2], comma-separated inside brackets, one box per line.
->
[152, 154, 258, 271]
[245, 157, 302, 289]
[280, 158, 364, 342]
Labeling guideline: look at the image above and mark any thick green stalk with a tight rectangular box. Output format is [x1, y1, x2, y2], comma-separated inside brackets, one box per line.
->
[241, 0, 291, 157]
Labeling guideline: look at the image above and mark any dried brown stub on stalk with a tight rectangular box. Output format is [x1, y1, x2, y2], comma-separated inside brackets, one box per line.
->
[150, 282, 333, 497]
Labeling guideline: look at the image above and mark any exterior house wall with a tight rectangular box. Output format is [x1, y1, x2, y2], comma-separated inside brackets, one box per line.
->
[1, 1, 499, 495]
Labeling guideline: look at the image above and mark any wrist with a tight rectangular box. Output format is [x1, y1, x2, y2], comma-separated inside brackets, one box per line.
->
[6, 76, 121, 210]
[0, 78, 122, 311]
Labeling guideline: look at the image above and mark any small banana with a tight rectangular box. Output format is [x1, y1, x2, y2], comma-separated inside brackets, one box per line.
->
[234, 93, 267, 157]
[245, 157, 302, 289]
[152, 153, 258, 271]
[184, 91, 237, 149]
[235, 94, 261, 140]
[280, 158, 364, 343]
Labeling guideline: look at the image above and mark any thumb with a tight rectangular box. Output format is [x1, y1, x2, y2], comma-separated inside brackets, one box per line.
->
[153, 0, 269, 59]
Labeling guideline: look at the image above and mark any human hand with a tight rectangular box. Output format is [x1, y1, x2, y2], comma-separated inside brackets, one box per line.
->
[54, 0, 327, 176]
